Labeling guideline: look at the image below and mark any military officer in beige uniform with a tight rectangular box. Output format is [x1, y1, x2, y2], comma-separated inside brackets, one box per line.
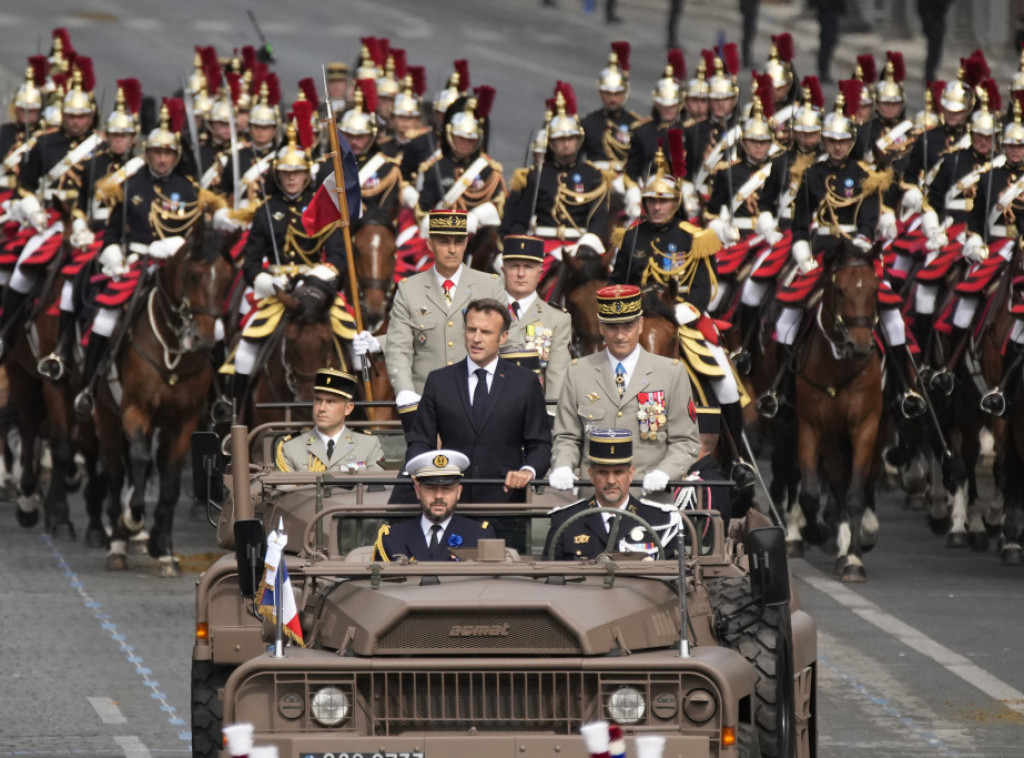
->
[500, 235, 571, 408]
[377, 209, 506, 425]
[276, 369, 385, 473]
[548, 284, 700, 495]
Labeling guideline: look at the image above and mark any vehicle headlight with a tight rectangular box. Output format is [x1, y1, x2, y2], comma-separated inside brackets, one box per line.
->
[607, 686, 646, 724]
[311, 686, 350, 727]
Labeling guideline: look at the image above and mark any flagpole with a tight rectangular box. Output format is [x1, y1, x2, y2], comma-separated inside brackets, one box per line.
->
[322, 66, 375, 410]
[274, 518, 285, 658]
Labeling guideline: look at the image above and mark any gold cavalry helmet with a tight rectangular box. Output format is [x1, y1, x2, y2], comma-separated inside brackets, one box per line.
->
[392, 75, 421, 118]
[765, 33, 794, 89]
[792, 78, 824, 133]
[875, 52, 906, 104]
[970, 82, 1000, 137]
[145, 101, 183, 153]
[742, 80, 774, 141]
[14, 66, 43, 112]
[339, 80, 377, 138]
[62, 69, 94, 117]
[687, 52, 711, 100]
[446, 97, 483, 144]
[940, 72, 972, 114]
[376, 55, 401, 99]
[598, 41, 630, 95]
[435, 60, 469, 116]
[1004, 97, 1024, 145]
[707, 45, 739, 100]
[822, 82, 859, 140]
[275, 121, 312, 173]
[208, 89, 234, 124]
[192, 87, 214, 119]
[547, 86, 583, 140]
[249, 80, 280, 128]
[105, 87, 136, 134]
[641, 148, 682, 203]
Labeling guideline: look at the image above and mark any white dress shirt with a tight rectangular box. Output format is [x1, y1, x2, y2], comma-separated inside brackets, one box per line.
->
[606, 345, 642, 388]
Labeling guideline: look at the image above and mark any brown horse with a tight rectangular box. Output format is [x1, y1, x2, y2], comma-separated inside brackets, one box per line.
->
[95, 221, 236, 575]
[353, 212, 397, 333]
[558, 245, 611, 356]
[794, 240, 883, 582]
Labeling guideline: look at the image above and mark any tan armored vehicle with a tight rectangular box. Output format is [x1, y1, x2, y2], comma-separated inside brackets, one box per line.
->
[191, 425, 817, 758]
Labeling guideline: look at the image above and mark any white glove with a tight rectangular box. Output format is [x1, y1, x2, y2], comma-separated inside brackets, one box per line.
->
[253, 271, 281, 299]
[962, 233, 988, 263]
[791, 239, 816, 274]
[395, 390, 421, 408]
[852, 234, 873, 253]
[98, 243, 126, 279]
[921, 210, 947, 251]
[548, 466, 576, 491]
[900, 187, 924, 218]
[876, 212, 897, 241]
[16, 194, 45, 231]
[213, 206, 240, 232]
[148, 236, 185, 260]
[468, 201, 500, 229]
[352, 330, 382, 356]
[708, 217, 740, 246]
[400, 185, 420, 209]
[624, 185, 642, 219]
[755, 211, 776, 238]
[674, 301, 700, 325]
[69, 217, 95, 249]
[306, 263, 338, 282]
[612, 175, 626, 195]
[569, 232, 605, 257]
[642, 469, 671, 493]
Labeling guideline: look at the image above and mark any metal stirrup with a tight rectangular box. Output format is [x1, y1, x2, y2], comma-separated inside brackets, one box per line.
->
[37, 352, 65, 381]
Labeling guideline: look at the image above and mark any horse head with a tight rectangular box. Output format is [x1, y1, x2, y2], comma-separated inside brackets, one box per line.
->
[277, 278, 337, 401]
[639, 287, 680, 358]
[564, 243, 609, 356]
[466, 225, 502, 274]
[353, 210, 397, 332]
[820, 239, 879, 359]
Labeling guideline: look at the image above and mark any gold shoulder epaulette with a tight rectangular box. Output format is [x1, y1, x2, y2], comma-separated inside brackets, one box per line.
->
[511, 166, 530, 192]
[486, 156, 504, 173]
[679, 221, 722, 259]
[198, 187, 228, 213]
[94, 174, 124, 206]
[860, 164, 893, 195]
[600, 168, 618, 187]
[609, 226, 626, 251]
[229, 201, 260, 226]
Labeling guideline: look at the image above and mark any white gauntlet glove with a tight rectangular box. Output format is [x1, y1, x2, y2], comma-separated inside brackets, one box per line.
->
[548, 466, 577, 491]
[921, 210, 947, 251]
[16, 194, 46, 232]
[962, 233, 988, 263]
[624, 185, 642, 219]
[852, 234, 873, 253]
[876, 212, 897, 241]
[642, 469, 671, 493]
[791, 239, 817, 274]
[213, 206, 241, 232]
[148, 236, 185, 260]
[755, 210, 777, 239]
[468, 201, 501, 229]
[253, 271, 283, 299]
[395, 390, 421, 408]
[69, 217, 95, 249]
[352, 330, 382, 356]
[306, 263, 338, 282]
[400, 185, 420, 209]
[98, 243, 126, 279]
[900, 187, 924, 218]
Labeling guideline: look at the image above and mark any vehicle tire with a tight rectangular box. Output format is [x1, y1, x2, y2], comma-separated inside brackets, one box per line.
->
[192, 660, 233, 758]
[737, 723, 762, 758]
[706, 576, 795, 758]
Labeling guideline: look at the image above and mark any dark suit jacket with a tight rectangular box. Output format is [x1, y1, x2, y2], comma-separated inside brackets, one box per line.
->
[376, 513, 495, 562]
[405, 358, 552, 503]
[543, 495, 679, 561]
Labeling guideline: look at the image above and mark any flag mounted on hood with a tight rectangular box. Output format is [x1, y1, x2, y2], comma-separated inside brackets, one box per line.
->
[301, 128, 362, 236]
[257, 524, 304, 646]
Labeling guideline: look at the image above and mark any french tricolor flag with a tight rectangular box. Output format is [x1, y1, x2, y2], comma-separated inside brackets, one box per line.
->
[301, 129, 362, 237]
[257, 525, 304, 646]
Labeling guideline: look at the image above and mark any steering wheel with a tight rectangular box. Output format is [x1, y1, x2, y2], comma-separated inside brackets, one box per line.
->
[545, 506, 666, 560]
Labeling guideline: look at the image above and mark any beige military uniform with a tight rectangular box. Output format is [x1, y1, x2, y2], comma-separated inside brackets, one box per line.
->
[385, 264, 507, 395]
[276, 428, 385, 473]
[551, 350, 700, 478]
[505, 298, 572, 406]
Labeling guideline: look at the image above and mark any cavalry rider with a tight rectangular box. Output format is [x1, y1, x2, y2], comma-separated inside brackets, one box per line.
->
[197, 88, 239, 189]
[416, 89, 506, 235]
[37, 82, 144, 381]
[682, 53, 710, 128]
[207, 78, 281, 208]
[0, 66, 102, 362]
[341, 79, 402, 222]
[379, 69, 429, 166]
[581, 42, 640, 174]
[757, 84, 926, 419]
[609, 142, 755, 490]
[400, 60, 466, 184]
[857, 52, 914, 178]
[954, 98, 1024, 416]
[0, 62, 45, 188]
[624, 49, 687, 192]
[221, 118, 354, 413]
[501, 85, 610, 260]
[73, 101, 215, 416]
[903, 66, 977, 187]
[688, 45, 740, 188]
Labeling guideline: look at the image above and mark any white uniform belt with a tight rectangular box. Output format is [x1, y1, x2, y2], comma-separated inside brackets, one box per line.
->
[733, 216, 755, 230]
[267, 263, 313, 276]
[945, 198, 969, 211]
[92, 207, 110, 222]
[43, 188, 75, 201]
[533, 225, 582, 240]
[990, 225, 1011, 238]
[816, 224, 857, 235]
[128, 242, 150, 255]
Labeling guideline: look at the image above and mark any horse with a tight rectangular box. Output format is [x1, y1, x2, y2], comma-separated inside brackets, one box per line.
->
[555, 244, 610, 356]
[467, 225, 502, 274]
[94, 221, 236, 576]
[352, 209, 397, 333]
[793, 240, 884, 582]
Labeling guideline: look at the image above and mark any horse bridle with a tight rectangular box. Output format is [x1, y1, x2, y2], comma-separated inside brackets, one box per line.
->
[818, 257, 879, 354]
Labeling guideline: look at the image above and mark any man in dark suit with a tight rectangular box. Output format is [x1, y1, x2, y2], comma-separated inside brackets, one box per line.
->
[375, 450, 495, 562]
[405, 297, 552, 504]
[544, 429, 680, 560]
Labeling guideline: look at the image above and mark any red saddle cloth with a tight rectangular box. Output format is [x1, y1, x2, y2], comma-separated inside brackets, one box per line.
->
[94, 265, 144, 308]
[953, 253, 1007, 296]
[716, 236, 762, 277]
[776, 262, 824, 305]
[750, 231, 795, 281]
[61, 230, 106, 277]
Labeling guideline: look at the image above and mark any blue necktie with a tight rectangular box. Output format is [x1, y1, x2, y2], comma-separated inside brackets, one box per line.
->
[615, 362, 626, 397]
[473, 367, 489, 425]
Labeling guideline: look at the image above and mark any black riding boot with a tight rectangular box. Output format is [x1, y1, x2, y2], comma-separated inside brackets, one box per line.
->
[38, 310, 76, 380]
[755, 344, 793, 418]
[731, 303, 761, 376]
[208, 342, 233, 423]
[0, 288, 31, 362]
[720, 401, 756, 489]
[73, 334, 110, 416]
[931, 326, 967, 396]
[888, 344, 927, 418]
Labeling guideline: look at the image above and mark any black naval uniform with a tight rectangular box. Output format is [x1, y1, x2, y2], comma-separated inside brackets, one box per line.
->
[106, 168, 200, 248]
[927, 145, 991, 225]
[501, 158, 609, 238]
[758, 146, 823, 229]
[610, 219, 716, 311]
[625, 115, 686, 185]
[706, 153, 773, 229]
[903, 120, 969, 186]
[241, 184, 348, 288]
[77, 147, 131, 230]
[19, 126, 96, 201]
[581, 107, 640, 168]
[417, 153, 506, 216]
[543, 494, 679, 560]
[376, 514, 496, 562]
[792, 157, 881, 248]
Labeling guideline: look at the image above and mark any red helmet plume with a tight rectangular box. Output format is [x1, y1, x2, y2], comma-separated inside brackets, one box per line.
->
[886, 51, 906, 84]
[264, 72, 281, 106]
[117, 77, 143, 115]
[838, 80, 862, 118]
[453, 59, 470, 93]
[721, 42, 740, 76]
[74, 56, 95, 93]
[667, 49, 686, 81]
[409, 66, 427, 96]
[473, 85, 495, 120]
[555, 80, 578, 115]
[855, 54, 876, 83]
[802, 75, 824, 109]
[357, 78, 378, 115]
[981, 78, 1002, 114]
[755, 72, 775, 117]
[163, 97, 186, 134]
[392, 49, 408, 81]
[610, 41, 631, 73]
[28, 55, 47, 87]
[700, 49, 716, 75]
[772, 33, 794, 63]
[291, 100, 315, 151]
[241, 45, 256, 73]
[298, 77, 320, 111]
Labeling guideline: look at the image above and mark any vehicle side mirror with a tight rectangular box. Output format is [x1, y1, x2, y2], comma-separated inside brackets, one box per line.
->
[234, 519, 266, 599]
[190, 431, 225, 506]
[746, 526, 790, 607]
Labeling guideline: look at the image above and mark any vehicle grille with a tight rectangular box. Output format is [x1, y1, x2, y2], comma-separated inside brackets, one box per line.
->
[358, 671, 597, 734]
[377, 611, 580, 653]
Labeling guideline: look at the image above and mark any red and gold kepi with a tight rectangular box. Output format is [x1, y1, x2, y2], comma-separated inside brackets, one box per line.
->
[314, 367, 357, 399]
[502, 234, 545, 262]
[428, 209, 469, 236]
[587, 428, 633, 465]
[596, 284, 642, 323]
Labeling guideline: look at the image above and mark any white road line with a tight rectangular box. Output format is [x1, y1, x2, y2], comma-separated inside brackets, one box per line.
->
[87, 696, 127, 724]
[114, 735, 151, 758]
[793, 560, 1024, 716]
